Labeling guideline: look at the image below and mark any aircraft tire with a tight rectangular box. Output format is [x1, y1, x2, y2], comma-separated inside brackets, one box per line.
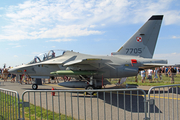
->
[85, 85, 95, 95]
[32, 84, 38, 90]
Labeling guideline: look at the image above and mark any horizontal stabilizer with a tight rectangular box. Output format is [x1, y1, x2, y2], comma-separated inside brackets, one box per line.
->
[139, 63, 172, 69]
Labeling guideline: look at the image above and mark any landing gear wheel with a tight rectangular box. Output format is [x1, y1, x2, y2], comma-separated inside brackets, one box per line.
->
[86, 85, 95, 95]
[32, 84, 38, 90]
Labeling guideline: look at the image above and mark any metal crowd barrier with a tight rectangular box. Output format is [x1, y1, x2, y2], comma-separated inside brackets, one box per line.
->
[147, 84, 180, 120]
[2, 84, 180, 120]
[0, 88, 20, 120]
[21, 88, 148, 120]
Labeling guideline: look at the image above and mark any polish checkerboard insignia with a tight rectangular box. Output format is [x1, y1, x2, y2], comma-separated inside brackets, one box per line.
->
[136, 36, 142, 42]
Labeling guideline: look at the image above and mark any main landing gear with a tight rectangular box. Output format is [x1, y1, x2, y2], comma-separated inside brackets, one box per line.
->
[85, 85, 95, 95]
[84, 76, 104, 95]
[31, 78, 42, 90]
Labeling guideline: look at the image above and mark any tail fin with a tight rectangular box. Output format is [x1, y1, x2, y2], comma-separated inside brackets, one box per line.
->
[112, 15, 163, 58]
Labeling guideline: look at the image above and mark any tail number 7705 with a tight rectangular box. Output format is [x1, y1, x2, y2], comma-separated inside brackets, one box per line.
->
[126, 48, 142, 54]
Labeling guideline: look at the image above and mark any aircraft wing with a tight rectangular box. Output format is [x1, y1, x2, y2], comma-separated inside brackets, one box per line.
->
[139, 63, 171, 69]
[63, 58, 112, 69]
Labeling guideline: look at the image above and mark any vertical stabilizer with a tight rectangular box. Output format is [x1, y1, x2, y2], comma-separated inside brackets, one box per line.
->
[112, 15, 163, 58]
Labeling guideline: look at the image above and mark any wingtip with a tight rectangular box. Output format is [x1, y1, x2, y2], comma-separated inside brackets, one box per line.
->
[149, 15, 163, 20]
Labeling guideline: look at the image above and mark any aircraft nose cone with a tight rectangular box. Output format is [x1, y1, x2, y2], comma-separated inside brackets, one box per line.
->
[8, 68, 23, 74]
[8, 68, 15, 73]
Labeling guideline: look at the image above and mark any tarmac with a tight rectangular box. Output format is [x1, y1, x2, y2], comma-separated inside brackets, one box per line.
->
[0, 78, 153, 96]
[1, 79, 180, 120]
[0, 78, 150, 120]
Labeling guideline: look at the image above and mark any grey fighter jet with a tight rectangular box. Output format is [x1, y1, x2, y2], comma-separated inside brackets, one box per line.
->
[9, 15, 167, 90]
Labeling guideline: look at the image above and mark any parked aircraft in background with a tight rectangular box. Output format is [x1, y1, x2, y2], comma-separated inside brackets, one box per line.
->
[9, 15, 168, 90]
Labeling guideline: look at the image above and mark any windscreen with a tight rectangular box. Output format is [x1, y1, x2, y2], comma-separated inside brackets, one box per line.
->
[28, 50, 66, 64]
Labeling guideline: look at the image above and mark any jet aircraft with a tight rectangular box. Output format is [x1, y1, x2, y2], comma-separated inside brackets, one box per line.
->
[9, 15, 168, 90]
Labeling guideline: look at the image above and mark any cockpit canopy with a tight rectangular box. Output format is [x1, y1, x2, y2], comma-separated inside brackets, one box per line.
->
[28, 50, 66, 64]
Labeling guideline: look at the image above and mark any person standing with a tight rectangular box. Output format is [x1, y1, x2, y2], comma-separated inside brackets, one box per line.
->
[153, 68, 158, 82]
[19, 74, 23, 84]
[168, 66, 174, 84]
[11, 74, 16, 82]
[141, 70, 146, 83]
[147, 69, 153, 82]
[157, 67, 162, 80]
[3, 68, 9, 82]
[165, 67, 168, 77]
[177, 67, 179, 74]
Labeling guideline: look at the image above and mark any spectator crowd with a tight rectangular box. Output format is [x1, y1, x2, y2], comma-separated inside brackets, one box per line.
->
[140, 66, 179, 83]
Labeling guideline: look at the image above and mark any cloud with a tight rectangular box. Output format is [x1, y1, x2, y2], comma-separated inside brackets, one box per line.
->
[14, 55, 18, 57]
[8, 43, 22, 48]
[172, 36, 180, 39]
[39, 25, 102, 38]
[94, 38, 104, 42]
[47, 39, 75, 42]
[0, 0, 179, 41]
[32, 52, 41, 55]
[127, 0, 180, 25]
[14, 45, 22, 48]
[163, 11, 180, 25]
[101, 24, 106, 26]
[89, 25, 96, 28]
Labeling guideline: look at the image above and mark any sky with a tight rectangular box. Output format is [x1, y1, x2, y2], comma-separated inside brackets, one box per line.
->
[0, 0, 180, 67]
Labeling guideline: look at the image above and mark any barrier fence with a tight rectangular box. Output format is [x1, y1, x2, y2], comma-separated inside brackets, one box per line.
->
[0, 88, 20, 120]
[148, 84, 180, 120]
[0, 85, 180, 120]
[21, 88, 147, 120]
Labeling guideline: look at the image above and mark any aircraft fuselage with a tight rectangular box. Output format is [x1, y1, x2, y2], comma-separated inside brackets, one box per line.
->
[9, 51, 167, 79]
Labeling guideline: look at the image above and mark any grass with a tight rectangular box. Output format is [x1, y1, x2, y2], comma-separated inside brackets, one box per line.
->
[0, 92, 75, 120]
[24, 104, 74, 120]
[0, 92, 18, 120]
[109, 73, 180, 86]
